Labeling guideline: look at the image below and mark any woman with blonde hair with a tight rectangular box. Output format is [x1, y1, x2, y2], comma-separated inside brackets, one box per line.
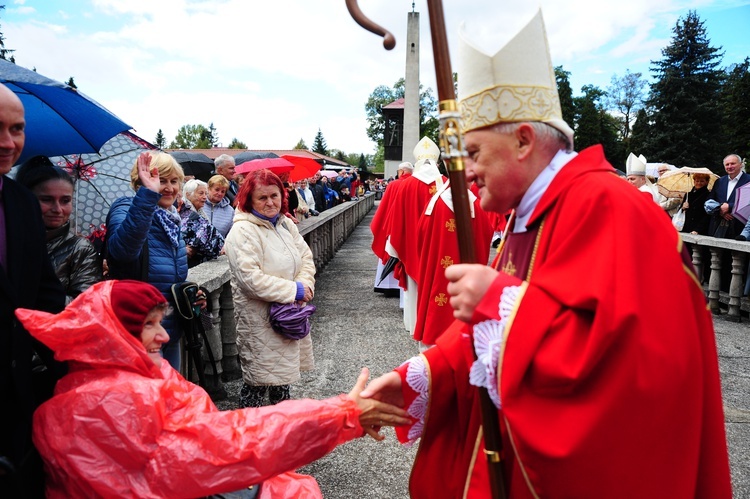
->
[104, 151, 189, 370]
[205, 174, 235, 237]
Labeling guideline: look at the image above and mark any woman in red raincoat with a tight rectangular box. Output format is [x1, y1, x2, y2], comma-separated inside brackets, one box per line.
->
[15, 280, 409, 498]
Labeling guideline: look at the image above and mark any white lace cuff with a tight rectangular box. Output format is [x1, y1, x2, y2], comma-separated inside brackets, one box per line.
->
[402, 355, 429, 445]
[469, 285, 521, 409]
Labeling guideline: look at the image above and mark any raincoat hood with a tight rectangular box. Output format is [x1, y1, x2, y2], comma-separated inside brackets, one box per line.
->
[15, 280, 163, 381]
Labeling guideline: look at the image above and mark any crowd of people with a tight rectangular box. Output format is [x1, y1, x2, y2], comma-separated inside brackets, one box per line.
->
[0, 6, 741, 498]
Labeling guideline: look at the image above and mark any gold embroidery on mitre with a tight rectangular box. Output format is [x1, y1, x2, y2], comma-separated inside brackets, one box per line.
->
[445, 218, 456, 232]
[440, 256, 454, 269]
[460, 85, 560, 134]
[502, 252, 517, 276]
[434, 293, 448, 306]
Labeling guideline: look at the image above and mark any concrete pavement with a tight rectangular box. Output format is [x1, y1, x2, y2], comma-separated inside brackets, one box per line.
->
[218, 204, 749, 498]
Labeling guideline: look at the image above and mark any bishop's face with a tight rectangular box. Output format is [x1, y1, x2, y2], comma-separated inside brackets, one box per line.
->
[464, 127, 534, 213]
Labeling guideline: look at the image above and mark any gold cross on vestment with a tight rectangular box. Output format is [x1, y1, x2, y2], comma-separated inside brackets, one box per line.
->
[440, 256, 454, 269]
[502, 252, 517, 277]
[434, 293, 448, 306]
[429, 185, 437, 195]
[445, 218, 456, 232]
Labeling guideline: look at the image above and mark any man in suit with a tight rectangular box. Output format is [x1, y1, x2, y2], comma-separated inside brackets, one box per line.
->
[705, 153, 750, 239]
[0, 83, 65, 497]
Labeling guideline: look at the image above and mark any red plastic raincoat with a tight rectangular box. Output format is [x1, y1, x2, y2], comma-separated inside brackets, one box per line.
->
[16, 280, 364, 498]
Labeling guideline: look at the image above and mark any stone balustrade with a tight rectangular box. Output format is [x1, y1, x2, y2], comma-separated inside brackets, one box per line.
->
[183, 193, 375, 381]
[681, 233, 750, 322]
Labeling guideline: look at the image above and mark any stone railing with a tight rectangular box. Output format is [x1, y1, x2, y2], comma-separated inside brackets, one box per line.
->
[681, 233, 750, 322]
[183, 193, 375, 382]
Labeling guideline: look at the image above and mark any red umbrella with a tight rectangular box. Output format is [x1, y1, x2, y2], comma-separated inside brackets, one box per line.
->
[235, 157, 294, 175]
[282, 155, 322, 182]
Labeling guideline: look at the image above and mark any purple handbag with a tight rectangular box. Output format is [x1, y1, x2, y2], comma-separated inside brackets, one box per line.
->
[268, 302, 317, 340]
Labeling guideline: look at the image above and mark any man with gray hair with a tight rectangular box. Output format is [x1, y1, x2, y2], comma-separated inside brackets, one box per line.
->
[213, 154, 238, 204]
[363, 10, 730, 497]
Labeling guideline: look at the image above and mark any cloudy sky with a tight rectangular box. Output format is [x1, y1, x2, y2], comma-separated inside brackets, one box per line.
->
[3, 0, 748, 155]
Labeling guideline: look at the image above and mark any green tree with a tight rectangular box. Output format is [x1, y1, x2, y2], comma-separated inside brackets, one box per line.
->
[358, 153, 370, 176]
[365, 78, 439, 148]
[228, 137, 247, 149]
[154, 129, 166, 149]
[574, 85, 623, 165]
[644, 11, 724, 166]
[294, 138, 307, 150]
[606, 69, 647, 142]
[312, 129, 328, 155]
[720, 58, 750, 160]
[198, 122, 218, 148]
[555, 66, 576, 129]
[0, 5, 15, 62]
[169, 124, 208, 149]
[629, 108, 653, 157]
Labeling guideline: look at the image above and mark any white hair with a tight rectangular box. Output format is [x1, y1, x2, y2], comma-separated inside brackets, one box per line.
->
[398, 161, 414, 171]
[492, 122, 573, 153]
[214, 154, 235, 168]
[183, 179, 207, 201]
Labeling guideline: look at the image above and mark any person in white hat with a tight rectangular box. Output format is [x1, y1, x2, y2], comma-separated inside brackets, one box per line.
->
[625, 152, 657, 200]
[362, 10, 730, 498]
[381, 137, 446, 333]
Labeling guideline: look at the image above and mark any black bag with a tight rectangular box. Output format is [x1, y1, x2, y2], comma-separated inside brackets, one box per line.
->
[171, 282, 219, 392]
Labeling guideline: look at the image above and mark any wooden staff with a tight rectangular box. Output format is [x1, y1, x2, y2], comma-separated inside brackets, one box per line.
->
[344, 2, 506, 497]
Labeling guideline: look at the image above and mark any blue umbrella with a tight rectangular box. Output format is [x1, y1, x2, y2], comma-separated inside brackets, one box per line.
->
[0, 58, 131, 164]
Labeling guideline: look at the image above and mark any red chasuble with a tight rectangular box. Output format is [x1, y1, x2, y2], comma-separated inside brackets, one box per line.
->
[413, 186, 493, 345]
[387, 175, 444, 282]
[370, 173, 411, 262]
[400, 146, 731, 498]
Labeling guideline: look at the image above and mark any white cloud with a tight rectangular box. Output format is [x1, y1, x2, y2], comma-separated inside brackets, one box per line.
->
[2, 0, 746, 154]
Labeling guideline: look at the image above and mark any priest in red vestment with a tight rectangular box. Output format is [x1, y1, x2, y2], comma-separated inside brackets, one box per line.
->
[413, 181, 493, 346]
[362, 10, 731, 499]
[385, 137, 446, 332]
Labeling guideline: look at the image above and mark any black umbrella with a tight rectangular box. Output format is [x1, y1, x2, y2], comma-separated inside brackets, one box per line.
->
[377, 256, 400, 285]
[169, 151, 215, 182]
[233, 151, 279, 165]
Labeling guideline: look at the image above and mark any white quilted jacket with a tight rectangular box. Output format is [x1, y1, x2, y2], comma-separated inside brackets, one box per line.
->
[225, 210, 316, 386]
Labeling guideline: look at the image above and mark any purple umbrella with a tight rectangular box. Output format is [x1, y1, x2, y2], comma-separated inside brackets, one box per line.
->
[732, 182, 750, 224]
[269, 302, 316, 340]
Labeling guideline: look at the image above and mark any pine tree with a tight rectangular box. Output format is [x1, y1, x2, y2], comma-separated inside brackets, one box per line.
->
[0, 6, 15, 62]
[294, 138, 307, 150]
[644, 11, 724, 166]
[154, 129, 166, 149]
[555, 66, 576, 129]
[312, 129, 328, 155]
[720, 58, 750, 161]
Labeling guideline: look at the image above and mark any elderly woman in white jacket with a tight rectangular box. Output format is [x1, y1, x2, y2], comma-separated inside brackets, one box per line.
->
[225, 169, 316, 408]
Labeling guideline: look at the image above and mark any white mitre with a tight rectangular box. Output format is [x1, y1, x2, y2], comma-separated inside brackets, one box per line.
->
[457, 10, 574, 145]
[626, 153, 647, 176]
[413, 136, 440, 170]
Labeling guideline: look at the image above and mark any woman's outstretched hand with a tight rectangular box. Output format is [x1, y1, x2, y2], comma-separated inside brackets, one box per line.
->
[348, 368, 410, 441]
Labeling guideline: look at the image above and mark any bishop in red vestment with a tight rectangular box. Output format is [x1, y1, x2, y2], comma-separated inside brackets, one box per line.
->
[413, 182, 493, 345]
